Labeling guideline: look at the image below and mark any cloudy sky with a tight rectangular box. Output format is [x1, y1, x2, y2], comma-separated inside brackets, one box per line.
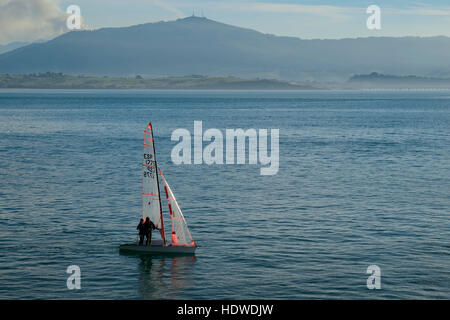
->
[1, 0, 449, 45]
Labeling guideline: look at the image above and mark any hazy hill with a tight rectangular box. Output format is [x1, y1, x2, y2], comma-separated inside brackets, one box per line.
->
[0, 17, 449, 81]
[348, 72, 450, 89]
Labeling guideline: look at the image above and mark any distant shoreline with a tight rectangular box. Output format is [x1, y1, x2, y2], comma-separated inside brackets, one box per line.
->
[1, 72, 449, 91]
[346, 72, 450, 89]
[0, 73, 322, 90]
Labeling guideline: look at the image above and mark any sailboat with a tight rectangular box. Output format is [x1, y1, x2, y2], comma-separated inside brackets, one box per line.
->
[120, 123, 197, 255]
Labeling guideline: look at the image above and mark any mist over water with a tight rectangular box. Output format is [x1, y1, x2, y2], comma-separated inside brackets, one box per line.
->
[0, 89, 449, 299]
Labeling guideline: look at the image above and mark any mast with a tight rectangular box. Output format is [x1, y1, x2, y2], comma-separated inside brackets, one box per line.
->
[149, 122, 166, 244]
[160, 169, 175, 244]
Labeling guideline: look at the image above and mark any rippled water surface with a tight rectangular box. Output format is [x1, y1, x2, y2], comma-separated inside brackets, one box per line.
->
[0, 89, 449, 299]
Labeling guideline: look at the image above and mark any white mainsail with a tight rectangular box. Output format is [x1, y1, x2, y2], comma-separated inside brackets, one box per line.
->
[120, 123, 197, 254]
[142, 123, 165, 241]
[160, 170, 195, 247]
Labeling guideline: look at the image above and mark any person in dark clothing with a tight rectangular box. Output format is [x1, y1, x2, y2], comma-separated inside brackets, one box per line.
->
[137, 218, 145, 245]
[144, 217, 157, 246]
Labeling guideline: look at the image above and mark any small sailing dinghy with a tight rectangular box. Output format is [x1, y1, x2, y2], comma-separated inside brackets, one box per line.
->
[120, 123, 197, 255]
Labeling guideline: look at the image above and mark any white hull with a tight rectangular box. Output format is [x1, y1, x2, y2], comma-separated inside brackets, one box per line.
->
[119, 240, 197, 255]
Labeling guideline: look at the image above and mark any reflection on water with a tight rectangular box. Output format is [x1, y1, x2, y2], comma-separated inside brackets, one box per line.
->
[131, 254, 197, 299]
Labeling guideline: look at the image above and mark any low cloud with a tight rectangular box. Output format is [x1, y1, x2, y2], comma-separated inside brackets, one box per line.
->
[150, 0, 185, 19]
[172, 0, 359, 19]
[240, 2, 358, 19]
[388, 6, 450, 16]
[0, 0, 68, 45]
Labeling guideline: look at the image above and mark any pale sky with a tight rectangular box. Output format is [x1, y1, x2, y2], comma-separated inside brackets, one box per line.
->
[1, 0, 449, 45]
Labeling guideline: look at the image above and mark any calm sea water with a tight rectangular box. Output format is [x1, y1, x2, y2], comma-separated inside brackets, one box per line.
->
[0, 89, 449, 299]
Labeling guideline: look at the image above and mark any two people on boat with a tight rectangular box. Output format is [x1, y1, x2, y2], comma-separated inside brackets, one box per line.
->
[137, 217, 158, 246]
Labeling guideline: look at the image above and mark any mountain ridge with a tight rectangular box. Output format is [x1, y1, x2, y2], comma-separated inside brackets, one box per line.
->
[1, 17, 449, 81]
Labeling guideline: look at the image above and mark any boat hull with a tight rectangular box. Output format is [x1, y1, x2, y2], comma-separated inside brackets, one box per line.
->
[119, 240, 196, 255]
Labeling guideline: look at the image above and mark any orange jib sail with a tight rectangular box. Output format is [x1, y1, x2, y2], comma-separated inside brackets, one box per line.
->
[160, 169, 196, 247]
